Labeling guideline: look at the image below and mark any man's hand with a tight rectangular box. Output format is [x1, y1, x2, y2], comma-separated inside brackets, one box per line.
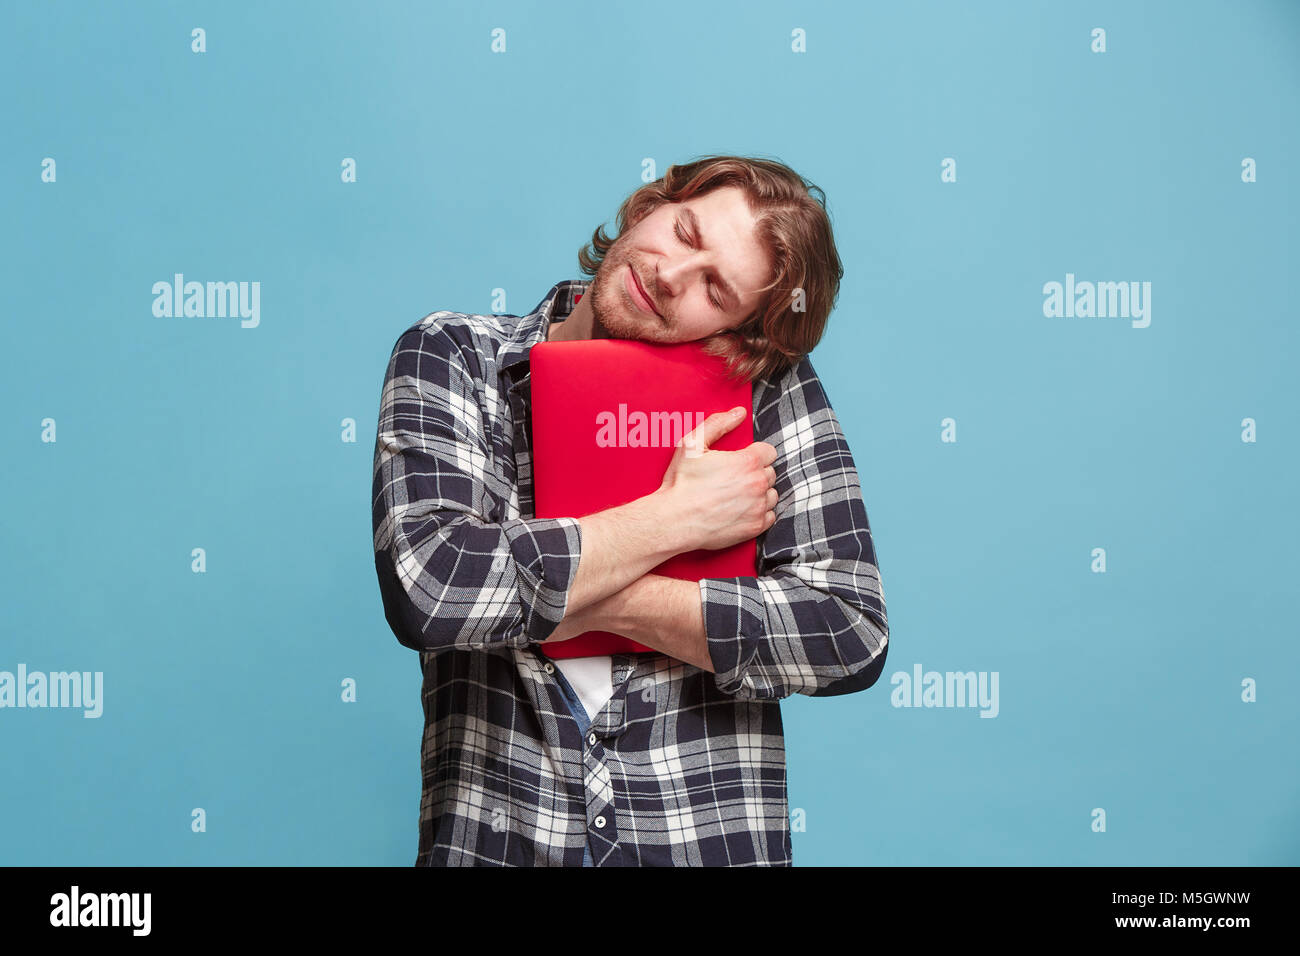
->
[655, 407, 778, 552]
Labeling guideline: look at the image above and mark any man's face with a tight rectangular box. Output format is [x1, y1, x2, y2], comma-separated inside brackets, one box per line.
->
[587, 185, 774, 344]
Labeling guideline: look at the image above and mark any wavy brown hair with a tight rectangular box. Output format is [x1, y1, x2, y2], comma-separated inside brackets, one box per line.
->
[578, 155, 844, 384]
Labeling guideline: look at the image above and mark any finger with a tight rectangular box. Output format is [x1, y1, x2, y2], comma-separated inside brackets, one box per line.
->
[763, 465, 776, 488]
[678, 406, 745, 458]
[749, 441, 777, 467]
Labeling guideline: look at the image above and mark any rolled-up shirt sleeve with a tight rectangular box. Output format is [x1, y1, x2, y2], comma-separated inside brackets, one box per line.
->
[699, 355, 889, 700]
[371, 323, 583, 652]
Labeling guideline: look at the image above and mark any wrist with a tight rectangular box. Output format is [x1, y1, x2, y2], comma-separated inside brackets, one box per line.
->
[590, 576, 645, 642]
[642, 488, 694, 556]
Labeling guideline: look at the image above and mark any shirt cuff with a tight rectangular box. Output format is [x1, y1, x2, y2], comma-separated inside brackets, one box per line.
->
[698, 576, 768, 698]
[500, 515, 583, 644]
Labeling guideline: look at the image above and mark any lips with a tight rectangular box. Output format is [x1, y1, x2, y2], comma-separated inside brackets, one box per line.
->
[628, 266, 660, 317]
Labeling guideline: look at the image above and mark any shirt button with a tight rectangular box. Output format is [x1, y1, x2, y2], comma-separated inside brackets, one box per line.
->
[543, 662, 555, 674]
[588, 732, 597, 745]
[594, 815, 606, 829]
[491, 553, 507, 572]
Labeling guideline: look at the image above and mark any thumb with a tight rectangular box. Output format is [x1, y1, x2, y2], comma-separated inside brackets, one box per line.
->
[677, 406, 745, 460]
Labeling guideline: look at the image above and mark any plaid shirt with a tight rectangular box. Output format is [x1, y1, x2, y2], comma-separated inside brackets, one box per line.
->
[371, 279, 889, 866]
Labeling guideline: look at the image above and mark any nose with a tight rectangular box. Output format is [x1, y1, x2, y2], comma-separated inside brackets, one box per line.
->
[653, 259, 683, 308]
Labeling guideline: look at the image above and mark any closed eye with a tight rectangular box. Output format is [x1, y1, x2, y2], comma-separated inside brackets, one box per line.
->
[674, 219, 725, 310]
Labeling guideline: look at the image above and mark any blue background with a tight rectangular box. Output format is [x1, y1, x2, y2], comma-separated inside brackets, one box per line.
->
[2, 0, 1296, 865]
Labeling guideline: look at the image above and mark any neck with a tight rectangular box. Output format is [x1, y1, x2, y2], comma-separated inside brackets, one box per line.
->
[547, 285, 599, 342]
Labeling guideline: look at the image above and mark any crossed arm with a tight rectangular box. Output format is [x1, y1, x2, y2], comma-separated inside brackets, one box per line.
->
[373, 324, 888, 700]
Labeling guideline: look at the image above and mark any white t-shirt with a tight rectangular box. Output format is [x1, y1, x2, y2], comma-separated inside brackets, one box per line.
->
[553, 655, 614, 723]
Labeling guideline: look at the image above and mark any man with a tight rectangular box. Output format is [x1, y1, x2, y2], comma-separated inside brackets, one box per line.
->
[372, 155, 889, 866]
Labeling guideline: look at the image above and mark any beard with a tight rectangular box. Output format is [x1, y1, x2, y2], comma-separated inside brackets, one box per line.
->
[588, 245, 674, 343]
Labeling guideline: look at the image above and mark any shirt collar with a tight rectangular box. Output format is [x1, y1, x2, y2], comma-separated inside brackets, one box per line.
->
[497, 279, 592, 377]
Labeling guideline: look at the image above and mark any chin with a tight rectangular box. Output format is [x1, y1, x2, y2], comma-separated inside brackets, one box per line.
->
[592, 295, 640, 340]
[607, 314, 663, 342]
[593, 262, 669, 341]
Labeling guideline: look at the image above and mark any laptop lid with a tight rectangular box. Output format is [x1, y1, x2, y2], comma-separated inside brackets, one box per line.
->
[529, 337, 758, 657]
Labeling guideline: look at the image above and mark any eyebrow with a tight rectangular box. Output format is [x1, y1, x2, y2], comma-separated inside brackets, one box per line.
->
[680, 206, 742, 312]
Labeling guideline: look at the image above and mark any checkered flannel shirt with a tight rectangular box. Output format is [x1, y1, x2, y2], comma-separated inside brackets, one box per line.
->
[371, 279, 889, 866]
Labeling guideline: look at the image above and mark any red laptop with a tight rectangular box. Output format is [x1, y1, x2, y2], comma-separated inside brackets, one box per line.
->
[529, 336, 759, 658]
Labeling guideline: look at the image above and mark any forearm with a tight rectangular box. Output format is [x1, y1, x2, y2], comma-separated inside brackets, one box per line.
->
[566, 494, 687, 616]
[578, 573, 714, 672]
